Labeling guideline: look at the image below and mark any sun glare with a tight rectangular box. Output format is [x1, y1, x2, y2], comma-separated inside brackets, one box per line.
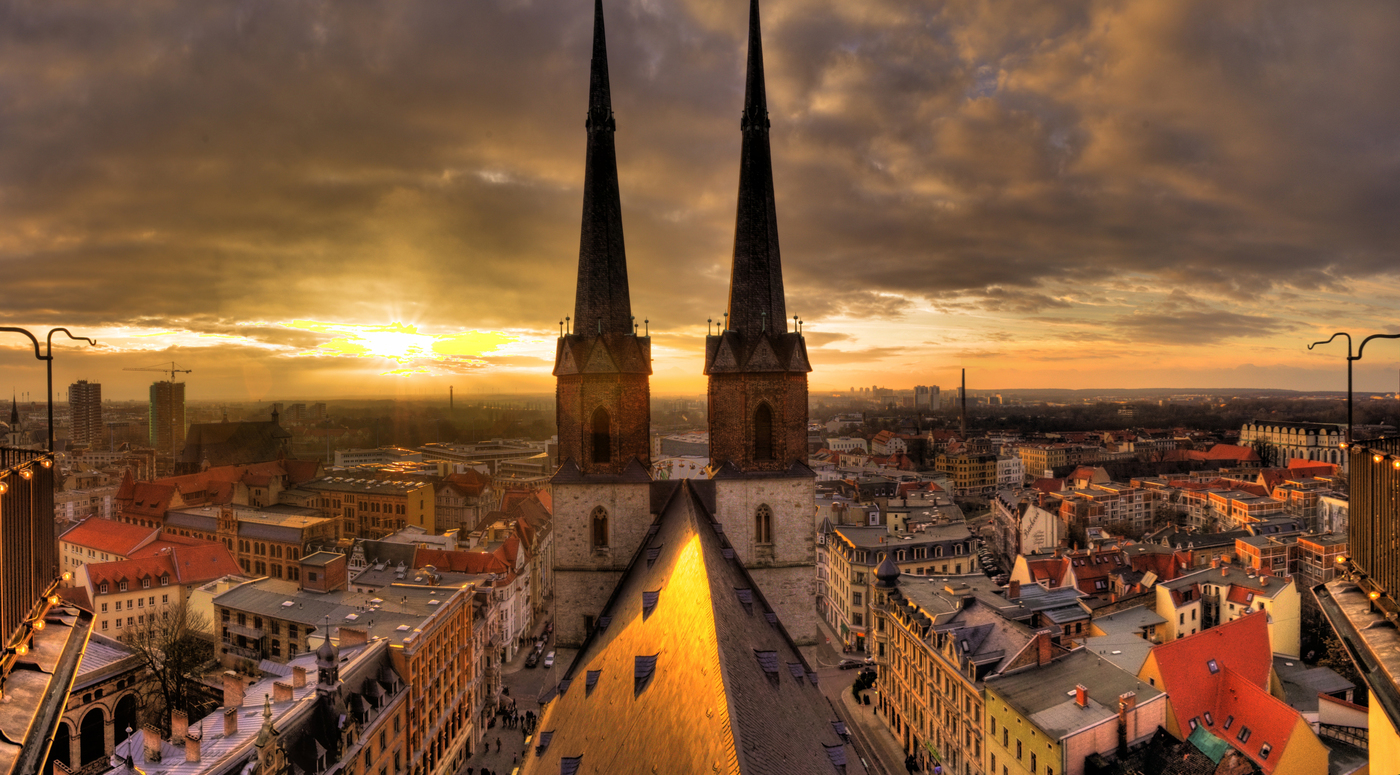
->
[283, 320, 518, 375]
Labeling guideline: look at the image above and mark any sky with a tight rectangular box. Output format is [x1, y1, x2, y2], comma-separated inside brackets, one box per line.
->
[3, 0, 1400, 402]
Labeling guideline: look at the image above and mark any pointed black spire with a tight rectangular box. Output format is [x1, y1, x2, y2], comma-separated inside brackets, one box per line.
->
[727, 0, 785, 337]
[9, 393, 17, 426]
[574, 0, 632, 336]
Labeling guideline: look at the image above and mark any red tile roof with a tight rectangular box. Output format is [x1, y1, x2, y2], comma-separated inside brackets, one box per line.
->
[1212, 667, 1305, 773]
[1144, 612, 1275, 746]
[1030, 478, 1064, 494]
[88, 542, 241, 589]
[413, 548, 510, 575]
[59, 517, 157, 557]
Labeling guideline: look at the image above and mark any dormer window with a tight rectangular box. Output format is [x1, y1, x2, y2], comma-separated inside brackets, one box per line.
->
[142, 578, 151, 589]
[161, 575, 169, 586]
[99, 583, 108, 594]
[119, 581, 127, 592]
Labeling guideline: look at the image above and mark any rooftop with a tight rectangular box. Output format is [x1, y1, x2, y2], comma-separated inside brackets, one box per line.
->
[988, 648, 1162, 740]
[213, 577, 467, 647]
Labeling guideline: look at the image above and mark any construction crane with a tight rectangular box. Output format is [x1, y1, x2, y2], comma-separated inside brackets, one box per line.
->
[123, 362, 192, 381]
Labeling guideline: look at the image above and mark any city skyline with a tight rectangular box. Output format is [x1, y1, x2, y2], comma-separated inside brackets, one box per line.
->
[4, 0, 1400, 401]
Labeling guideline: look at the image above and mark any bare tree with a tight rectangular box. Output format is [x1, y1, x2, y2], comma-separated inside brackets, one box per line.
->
[121, 602, 217, 733]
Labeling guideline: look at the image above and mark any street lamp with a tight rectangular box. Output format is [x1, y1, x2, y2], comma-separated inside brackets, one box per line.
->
[1307, 331, 1400, 445]
[0, 327, 97, 452]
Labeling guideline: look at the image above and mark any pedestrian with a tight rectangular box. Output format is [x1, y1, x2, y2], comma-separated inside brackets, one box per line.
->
[496, 737, 502, 753]
[513, 753, 518, 768]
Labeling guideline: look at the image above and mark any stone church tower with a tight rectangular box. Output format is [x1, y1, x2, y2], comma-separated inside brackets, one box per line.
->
[551, 0, 656, 648]
[703, 0, 818, 645]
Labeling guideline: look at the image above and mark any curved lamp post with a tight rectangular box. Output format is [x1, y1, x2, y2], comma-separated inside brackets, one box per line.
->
[0, 327, 98, 451]
[1308, 331, 1400, 445]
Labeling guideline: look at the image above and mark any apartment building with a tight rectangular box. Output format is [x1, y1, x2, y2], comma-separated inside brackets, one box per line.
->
[302, 476, 437, 540]
[935, 452, 998, 496]
[819, 521, 979, 653]
[986, 647, 1165, 775]
[164, 503, 337, 581]
[870, 560, 1038, 775]
[78, 543, 241, 636]
[1154, 561, 1301, 657]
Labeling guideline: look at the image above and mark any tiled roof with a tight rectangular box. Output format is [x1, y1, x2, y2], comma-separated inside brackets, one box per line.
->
[414, 548, 509, 575]
[58, 517, 156, 556]
[87, 543, 241, 590]
[521, 480, 855, 775]
[1140, 612, 1299, 771]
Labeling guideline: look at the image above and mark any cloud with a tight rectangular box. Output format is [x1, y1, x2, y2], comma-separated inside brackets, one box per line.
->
[3, 0, 1399, 396]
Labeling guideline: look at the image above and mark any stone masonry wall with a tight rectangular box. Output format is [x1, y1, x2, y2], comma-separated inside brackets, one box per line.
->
[550, 479, 654, 647]
[713, 476, 818, 644]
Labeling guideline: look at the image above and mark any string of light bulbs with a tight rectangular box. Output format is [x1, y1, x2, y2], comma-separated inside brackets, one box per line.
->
[1336, 440, 1400, 470]
[0, 453, 53, 494]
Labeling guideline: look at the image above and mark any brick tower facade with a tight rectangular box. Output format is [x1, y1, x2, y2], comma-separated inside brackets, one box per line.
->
[704, 0, 818, 645]
[551, 0, 657, 648]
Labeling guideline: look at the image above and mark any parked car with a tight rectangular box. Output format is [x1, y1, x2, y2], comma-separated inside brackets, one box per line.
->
[839, 659, 864, 670]
[544, 651, 555, 668]
[525, 651, 540, 668]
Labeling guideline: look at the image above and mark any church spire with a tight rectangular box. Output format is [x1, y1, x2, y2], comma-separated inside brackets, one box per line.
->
[574, 0, 632, 336]
[727, 0, 785, 338]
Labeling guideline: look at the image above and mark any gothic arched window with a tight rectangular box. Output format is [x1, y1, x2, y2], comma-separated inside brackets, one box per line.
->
[755, 504, 773, 545]
[754, 403, 774, 461]
[591, 506, 609, 550]
[592, 407, 612, 464]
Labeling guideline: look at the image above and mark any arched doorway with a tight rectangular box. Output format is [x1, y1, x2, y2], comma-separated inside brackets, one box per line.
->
[114, 694, 138, 746]
[79, 708, 105, 766]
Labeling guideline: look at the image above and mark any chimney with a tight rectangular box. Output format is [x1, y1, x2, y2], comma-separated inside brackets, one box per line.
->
[223, 707, 239, 737]
[1211, 558, 1220, 569]
[1009, 579, 1021, 600]
[292, 665, 308, 688]
[1117, 691, 1138, 757]
[1036, 629, 1054, 666]
[1221, 565, 1228, 577]
[340, 627, 369, 648]
[1075, 685, 1088, 708]
[223, 671, 245, 708]
[170, 710, 188, 742]
[142, 724, 162, 763]
[185, 731, 202, 764]
[273, 681, 294, 703]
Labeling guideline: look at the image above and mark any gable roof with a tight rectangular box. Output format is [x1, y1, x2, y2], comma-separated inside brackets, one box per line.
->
[522, 480, 854, 775]
[58, 517, 157, 557]
[87, 543, 241, 589]
[1139, 611, 1310, 771]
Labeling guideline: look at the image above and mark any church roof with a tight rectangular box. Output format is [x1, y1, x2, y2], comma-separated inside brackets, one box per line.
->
[178, 419, 292, 467]
[522, 480, 855, 774]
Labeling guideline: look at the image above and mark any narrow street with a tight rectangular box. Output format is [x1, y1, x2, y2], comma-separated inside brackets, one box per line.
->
[806, 617, 913, 775]
[459, 619, 575, 775]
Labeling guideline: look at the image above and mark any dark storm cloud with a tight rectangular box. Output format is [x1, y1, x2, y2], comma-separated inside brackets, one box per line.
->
[2, 0, 1398, 348]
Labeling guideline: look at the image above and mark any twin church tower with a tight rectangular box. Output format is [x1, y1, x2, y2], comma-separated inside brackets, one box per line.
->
[551, 0, 817, 646]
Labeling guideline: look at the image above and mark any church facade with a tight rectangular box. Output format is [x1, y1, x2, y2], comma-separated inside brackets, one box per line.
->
[550, 0, 819, 648]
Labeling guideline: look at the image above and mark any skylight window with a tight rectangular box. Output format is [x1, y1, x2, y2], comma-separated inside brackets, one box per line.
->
[788, 663, 805, 682]
[642, 590, 660, 619]
[823, 744, 848, 772]
[1223, 715, 1234, 730]
[585, 670, 601, 695]
[754, 650, 780, 676]
[560, 757, 583, 775]
[1237, 727, 1251, 743]
[1207, 659, 1219, 674]
[646, 545, 662, 569]
[1259, 744, 1271, 759]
